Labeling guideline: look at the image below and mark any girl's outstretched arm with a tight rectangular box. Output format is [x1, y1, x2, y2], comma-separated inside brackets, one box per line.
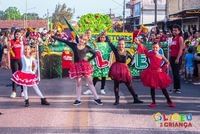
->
[52, 36, 76, 50]
[134, 38, 148, 56]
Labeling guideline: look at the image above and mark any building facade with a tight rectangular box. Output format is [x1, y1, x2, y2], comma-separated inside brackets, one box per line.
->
[0, 20, 48, 29]
[167, 0, 200, 32]
[126, 0, 166, 30]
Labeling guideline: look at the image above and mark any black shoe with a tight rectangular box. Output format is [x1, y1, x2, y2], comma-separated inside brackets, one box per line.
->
[113, 101, 119, 105]
[25, 99, 29, 107]
[113, 96, 119, 105]
[41, 98, 50, 105]
[94, 99, 103, 105]
[0, 112, 2, 115]
[134, 99, 143, 103]
[133, 95, 143, 103]
[73, 100, 81, 106]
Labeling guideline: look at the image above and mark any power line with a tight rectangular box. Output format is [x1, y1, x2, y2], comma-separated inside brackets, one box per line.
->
[111, 0, 123, 7]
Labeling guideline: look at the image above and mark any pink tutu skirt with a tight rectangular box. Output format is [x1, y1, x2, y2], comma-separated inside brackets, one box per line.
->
[69, 60, 93, 79]
[11, 71, 39, 87]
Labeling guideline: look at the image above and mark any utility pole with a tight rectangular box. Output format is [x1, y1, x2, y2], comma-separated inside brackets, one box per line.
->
[123, 0, 125, 32]
[25, 0, 27, 28]
[154, 0, 157, 26]
[165, 0, 168, 31]
[73, 8, 75, 14]
[109, 8, 112, 18]
[47, 9, 49, 30]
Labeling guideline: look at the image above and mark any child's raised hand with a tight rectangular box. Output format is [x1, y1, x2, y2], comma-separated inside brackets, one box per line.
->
[134, 38, 139, 44]
[83, 57, 88, 61]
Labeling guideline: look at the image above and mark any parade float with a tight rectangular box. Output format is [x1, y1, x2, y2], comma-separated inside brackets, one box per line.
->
[40, 13, 169, 79]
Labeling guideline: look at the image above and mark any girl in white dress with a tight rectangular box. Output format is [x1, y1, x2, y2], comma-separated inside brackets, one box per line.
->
[11, 45, 50, 107]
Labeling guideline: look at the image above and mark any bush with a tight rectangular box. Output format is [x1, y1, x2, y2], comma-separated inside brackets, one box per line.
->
[40, 53, 62, 79]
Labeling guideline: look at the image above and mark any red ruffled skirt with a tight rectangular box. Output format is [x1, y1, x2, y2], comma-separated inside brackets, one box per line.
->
[11, 71, 39, 87]
[69, 60, 93, 79]
[140, 68, 172, 89]
[109, 62, 132, 83]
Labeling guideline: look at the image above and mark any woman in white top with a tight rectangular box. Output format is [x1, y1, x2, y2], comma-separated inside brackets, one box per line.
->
[11, 45, 49, 107]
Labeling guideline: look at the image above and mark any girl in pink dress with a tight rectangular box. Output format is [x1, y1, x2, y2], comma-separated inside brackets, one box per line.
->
[53, 35, 103, 106]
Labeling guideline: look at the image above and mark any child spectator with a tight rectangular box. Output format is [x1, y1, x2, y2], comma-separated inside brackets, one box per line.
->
[61, 47, 73, 77]
[185, 47, 195, 82]
[193, 39, 200, 85]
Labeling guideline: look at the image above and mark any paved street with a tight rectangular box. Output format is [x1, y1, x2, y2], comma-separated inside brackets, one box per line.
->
[0, 69, 200, 134]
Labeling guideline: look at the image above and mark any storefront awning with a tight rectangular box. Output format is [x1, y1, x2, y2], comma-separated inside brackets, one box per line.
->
[169, 8, 200, 18]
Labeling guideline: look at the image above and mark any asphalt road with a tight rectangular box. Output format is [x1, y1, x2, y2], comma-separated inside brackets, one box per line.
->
[0, 69, 200, 134]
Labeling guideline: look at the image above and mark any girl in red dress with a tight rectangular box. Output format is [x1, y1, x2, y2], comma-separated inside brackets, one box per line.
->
[11, 45, 49, 107]
[135, 39, 175, 108]
[108, 38, 143, 105]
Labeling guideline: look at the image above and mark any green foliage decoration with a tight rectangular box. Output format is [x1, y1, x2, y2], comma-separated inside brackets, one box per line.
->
[78, 13, 112, 33]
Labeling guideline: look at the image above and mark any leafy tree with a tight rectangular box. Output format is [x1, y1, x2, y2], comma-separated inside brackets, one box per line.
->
[22, 13, 40, 20]
[0, 10, 6, 20]
[52, 3, 73, 24]
[4, 7, 21, 20]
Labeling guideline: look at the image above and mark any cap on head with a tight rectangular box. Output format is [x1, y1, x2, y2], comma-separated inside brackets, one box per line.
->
[63, 47, 70, 51]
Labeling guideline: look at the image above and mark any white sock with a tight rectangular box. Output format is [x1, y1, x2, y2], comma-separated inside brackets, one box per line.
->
[76, 78, 82, 101]
[86, 77, 99, 100]
[23, 86, 28, 100]
[32, 84, 44, 98]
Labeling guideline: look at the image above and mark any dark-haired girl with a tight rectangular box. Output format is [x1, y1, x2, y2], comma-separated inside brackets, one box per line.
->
[169, 24, 185, 93]
[108, 38, 143, 105]
[10, 29, 24, 98]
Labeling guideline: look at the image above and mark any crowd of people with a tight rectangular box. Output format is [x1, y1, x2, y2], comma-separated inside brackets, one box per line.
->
[133, 25, 200, 87]
[0, 24, 200, 111]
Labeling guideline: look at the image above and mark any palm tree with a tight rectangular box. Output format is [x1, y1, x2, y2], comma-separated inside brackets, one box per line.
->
[52, 3, 73, 24]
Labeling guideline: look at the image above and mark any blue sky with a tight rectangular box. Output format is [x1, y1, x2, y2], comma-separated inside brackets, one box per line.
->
[0, 0, 129, 20]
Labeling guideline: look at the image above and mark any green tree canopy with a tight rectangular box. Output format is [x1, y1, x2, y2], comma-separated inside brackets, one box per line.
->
[22, 13, 40, 20]
[0, 10, 6, 20]
[4, 7, 21, 20]
[52, 3, 73, 24]
[78, 13, 113, 33]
